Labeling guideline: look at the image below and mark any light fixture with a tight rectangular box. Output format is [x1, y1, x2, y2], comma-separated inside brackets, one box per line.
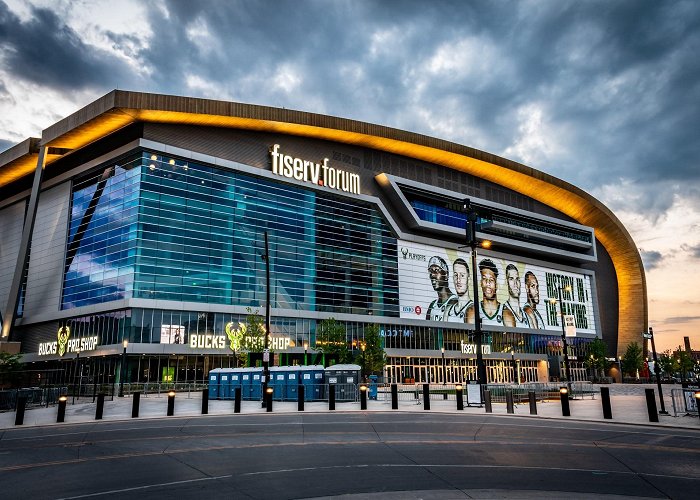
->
[481, 240, 492, 249]
[150, 154, 158, 160]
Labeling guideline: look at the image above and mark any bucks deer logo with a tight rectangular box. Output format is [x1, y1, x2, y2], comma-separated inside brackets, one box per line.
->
[57, 326, 71, 356]
[225, 321, 244, 352]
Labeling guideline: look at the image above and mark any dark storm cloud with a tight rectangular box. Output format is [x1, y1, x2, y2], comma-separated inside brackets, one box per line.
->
[131, 1, 700, 198]
[640, 249, 664, 271]
[0, 1, 136, 90]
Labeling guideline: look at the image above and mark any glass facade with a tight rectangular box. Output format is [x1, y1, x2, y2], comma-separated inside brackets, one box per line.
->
[62, 151, 398, 316]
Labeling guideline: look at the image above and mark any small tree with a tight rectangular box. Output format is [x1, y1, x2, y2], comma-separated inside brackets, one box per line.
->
[358, 324, 386, 377]
[676, 349, 695, 383]
[0, 352, 24, 388]
[621, 342, 644, 378]
[316, 318, 351, 365]
[225, 308, 266, 366]
[657, 350, 676, 377]
[583, 338, 608, 381]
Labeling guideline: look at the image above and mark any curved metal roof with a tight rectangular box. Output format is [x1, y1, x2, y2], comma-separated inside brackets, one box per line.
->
[0, 90, 646, 354]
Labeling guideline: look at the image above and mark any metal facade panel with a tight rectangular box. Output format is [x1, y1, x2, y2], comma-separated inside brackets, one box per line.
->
[0, 201, 26, 316]
[22, 182, 71, 320]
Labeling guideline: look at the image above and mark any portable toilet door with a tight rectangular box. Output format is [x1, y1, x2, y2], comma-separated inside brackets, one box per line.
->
[285, 368, 300, 401]
[250, 369, 263, 400]
[241, 370, 253, 400]
[208, 369, 221, 400]
[271, 368, 285, 401]
[219, 370, 232, 400]
[229, 371, 242, 400]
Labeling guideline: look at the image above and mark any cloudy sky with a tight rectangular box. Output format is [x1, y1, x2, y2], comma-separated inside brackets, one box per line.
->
[1, 0, 699, 352]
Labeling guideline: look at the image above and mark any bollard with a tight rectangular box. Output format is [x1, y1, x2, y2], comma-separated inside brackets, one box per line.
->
[560, 387, 570, 417]
[329, 384, 336, 411]
[15, 395, 27, 426]
[391, 384, 398, 410]
[298, 385, 305, 412]
[506, 390, 514, 414]
[484, 389, 492, 413]
[265, 387, 273, 412]
[95, 393, 105, 420]
[443, 386, 448, 400]
[360, 384, 368, 410]
[645, 388, 658, 423]
[132, 391, 141, 418]
[201, 388, 209, 415]
[234, 387, 242, 413]
[167, 391, 175, 416]
[600, 387, 612, 419]
[528, 391, 537, 415]
[57, 395, 67, 423]
[456, 384, 464, 411]
[423, 383, 431, 410]
[694, 392, 700, 423]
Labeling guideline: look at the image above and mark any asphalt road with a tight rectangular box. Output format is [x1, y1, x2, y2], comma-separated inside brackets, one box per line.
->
[0, 412, 698, 499]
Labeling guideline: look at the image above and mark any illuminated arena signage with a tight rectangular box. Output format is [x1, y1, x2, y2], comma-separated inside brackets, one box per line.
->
[38, 326, 99, 356]
[270, 144, 361, 194]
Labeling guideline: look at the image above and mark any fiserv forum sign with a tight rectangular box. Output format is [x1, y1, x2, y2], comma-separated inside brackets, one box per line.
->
[270, 144, 361, 194]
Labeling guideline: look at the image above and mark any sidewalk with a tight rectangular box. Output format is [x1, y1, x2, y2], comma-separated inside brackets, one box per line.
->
[2, 385, 699, 430]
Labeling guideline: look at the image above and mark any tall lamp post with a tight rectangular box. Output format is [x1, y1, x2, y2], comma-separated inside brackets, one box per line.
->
[464, 199, 489, 386]
[118, 339, 128, 397]
[260, 231, 271, 408]
[304, 342, 308, 366]
[550, 285, 572, 394]
[360, 340, 367, 382]
[646, 327, 668, 414]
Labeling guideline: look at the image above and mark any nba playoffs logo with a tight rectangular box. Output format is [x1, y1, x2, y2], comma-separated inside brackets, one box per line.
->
[400, 247, 426, 261]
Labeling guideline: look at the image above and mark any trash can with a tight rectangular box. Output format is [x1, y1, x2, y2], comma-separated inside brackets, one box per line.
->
[368, 374, 378, 400]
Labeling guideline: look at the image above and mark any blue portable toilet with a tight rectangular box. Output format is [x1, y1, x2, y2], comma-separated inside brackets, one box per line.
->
[219, 369, 232, 399]
[208, 368, 221, 400]
[285, 367, 301, 401]
[368, 374, 378, 400]
[249, 368, 263, 400]
[300, 365, 325, 401]
[229, 370, 242, 399]
[270, 367, 286, 401]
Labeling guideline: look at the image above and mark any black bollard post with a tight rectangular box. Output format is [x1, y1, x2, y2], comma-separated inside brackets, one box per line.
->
[132, 392, 140, 418]
[167, 391, 175, 416]
[15, 395, 27, 426]
[234, 387, 241, 413]
[528, 391, 537, 415]
[645, 388, 658, 423]
[329, 384, 336, 411]
[456, 384, 464, 410]
[57, 395, 67, 423]
[484, 389, 492, 413]
[600, 387, 612, 419]
[423, 383, 431, 410]
[360, 384, 368, 410]
[201, 388, 209, 415]
[265, 387, 273, 412]
[391, 384, 398, 410]
[560, 387, 570, 417]
[506, 390, 514, 414]
[298, 385, 305, 412]
[95, 393, 105, 420]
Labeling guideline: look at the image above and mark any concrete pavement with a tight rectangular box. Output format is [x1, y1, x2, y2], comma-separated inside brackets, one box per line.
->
[2, 384, 699, 430]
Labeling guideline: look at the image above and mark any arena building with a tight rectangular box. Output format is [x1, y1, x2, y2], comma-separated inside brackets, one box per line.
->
[0, 91, 645, 387]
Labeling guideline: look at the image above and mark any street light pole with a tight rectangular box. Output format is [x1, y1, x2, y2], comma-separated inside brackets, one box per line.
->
[648, 327, 668, 414]
[304, 342, 308, 366]
[261, 231, 271, 408]
[360, 341, 366, 382]
[555, 285, 572, 394]
[118, 339, 128, 397]
[465, 199, 487, 386]
[72, 348, 81, 405]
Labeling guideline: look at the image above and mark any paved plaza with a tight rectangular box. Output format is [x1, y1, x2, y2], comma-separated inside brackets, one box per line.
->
[2, 384, 698, 430]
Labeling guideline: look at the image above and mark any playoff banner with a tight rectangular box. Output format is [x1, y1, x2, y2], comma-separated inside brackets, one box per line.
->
[398, 240, 596, 334]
